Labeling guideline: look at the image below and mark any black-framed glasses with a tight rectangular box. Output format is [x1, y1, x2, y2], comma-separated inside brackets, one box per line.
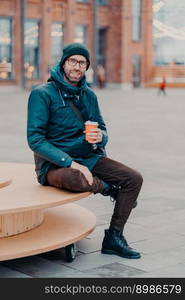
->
[67, 58, 87, 69]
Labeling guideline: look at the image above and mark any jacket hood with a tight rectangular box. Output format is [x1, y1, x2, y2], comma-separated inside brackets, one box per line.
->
[48, 63, 88, 95]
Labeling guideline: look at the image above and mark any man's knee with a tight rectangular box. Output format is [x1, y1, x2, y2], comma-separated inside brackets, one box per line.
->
[119, 168, 143, 189]
[131, 170, 143, 188]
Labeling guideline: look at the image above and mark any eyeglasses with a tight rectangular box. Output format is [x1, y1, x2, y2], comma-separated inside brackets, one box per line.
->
[67, 58, 87, 69]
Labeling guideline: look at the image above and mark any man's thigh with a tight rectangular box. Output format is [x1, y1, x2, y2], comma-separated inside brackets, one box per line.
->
[46, 167, 90, 192]
[46, 166, 104, 193]
[92, 157, 141, 186]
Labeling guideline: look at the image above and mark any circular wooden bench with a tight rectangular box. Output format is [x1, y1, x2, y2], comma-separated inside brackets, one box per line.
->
[0, 162, 96, 261]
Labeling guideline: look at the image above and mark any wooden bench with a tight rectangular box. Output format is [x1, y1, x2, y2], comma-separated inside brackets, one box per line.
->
[0, 162, 96, 262]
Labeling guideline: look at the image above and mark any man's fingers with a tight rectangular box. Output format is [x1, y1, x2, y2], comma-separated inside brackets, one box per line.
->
[87, 174, 93, 185]
[86, 131, 102, 143]
[85, 132, 98, 137]
[89, 128, 100, 133]
[71, 162, 93, 185]
[83, 169, 93, 185]
[85, 127, 102, 144]
[79, 166, 93, 185]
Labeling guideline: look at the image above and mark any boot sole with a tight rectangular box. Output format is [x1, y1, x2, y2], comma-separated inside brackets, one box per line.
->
[101, 248, 141, 259]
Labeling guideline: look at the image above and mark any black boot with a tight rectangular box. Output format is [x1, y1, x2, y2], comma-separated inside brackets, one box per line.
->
[101, 229, 141, 259]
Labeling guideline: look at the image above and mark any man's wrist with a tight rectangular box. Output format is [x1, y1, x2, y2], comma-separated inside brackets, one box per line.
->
[60, 156, 73, 167]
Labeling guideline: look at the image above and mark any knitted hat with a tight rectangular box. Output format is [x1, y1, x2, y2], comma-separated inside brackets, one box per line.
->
[60, 43, 90, 70]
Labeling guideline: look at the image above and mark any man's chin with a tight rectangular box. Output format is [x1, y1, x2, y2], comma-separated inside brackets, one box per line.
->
[69, 76, 81, 84]
[69, 78, 79, 84]
[71, 76, 79, 81]
[64, 72, 83, 85]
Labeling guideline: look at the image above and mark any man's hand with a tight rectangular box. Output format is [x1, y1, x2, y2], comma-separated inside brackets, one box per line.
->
[85, 127, 103, 144]
[71, 161, 93, 185]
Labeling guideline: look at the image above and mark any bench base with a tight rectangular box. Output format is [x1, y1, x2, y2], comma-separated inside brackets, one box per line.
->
[0, 203, 96, 261]
[0, 209, 44, 237]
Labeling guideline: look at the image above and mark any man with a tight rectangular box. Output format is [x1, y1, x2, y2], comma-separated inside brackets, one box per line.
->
[27, 43, 143, 259]
[97, 64, 106, 88]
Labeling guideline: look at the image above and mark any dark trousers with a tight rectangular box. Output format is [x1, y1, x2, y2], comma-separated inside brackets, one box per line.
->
[46, 157, 143, 232]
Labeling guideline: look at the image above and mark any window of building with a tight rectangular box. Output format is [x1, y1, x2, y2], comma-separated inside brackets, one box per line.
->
[24, 20, 40, 79]
[98, 27, 107, 66]
[76, 0, 109, 5]
[97, 0, 109, 5]
[0, 17, 12, 80]
[74, 25, 87, 44]
[76, 0, 108, 3]
[153, 0, 185, 65]
[51, 22, 64, 66]
[132, 0, 142, 41]
[76, 0, 89, 3]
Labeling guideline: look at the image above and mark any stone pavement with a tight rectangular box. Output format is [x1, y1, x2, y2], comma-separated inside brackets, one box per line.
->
[0, 86, 185, 278]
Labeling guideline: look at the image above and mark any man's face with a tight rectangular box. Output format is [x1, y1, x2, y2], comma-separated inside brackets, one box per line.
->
[63, 55, 87, 85]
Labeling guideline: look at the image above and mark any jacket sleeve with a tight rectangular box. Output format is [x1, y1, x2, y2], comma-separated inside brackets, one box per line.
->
[93, 95, 108, 148]
[27, 88, 73, 167]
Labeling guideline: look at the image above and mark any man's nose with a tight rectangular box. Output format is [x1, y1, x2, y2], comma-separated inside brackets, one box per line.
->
[74, 62, 81, 70]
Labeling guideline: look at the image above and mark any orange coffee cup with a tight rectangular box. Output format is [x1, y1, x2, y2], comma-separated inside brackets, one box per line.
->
[85, 121, 98, 143]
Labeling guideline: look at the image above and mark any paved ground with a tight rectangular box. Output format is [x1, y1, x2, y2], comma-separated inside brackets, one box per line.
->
[0, 85, 185, 278]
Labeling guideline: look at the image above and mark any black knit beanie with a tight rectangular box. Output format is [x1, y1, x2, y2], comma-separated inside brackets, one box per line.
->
[60, 43, 90, 70]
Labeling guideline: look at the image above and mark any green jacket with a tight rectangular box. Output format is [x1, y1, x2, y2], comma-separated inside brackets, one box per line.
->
[27, 63, 108, 184]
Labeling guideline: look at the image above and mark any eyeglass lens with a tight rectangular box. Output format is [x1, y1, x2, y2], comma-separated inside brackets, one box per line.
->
[68, 58, 87, 68]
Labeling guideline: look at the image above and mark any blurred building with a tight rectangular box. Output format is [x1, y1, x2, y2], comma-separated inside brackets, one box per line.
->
[152, 0, 185, 87]
[0, 0, 184, 89]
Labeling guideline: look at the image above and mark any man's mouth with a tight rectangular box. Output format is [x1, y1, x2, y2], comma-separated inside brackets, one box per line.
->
[70, 72, 81, 78]
[69, 72, 82, 82]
